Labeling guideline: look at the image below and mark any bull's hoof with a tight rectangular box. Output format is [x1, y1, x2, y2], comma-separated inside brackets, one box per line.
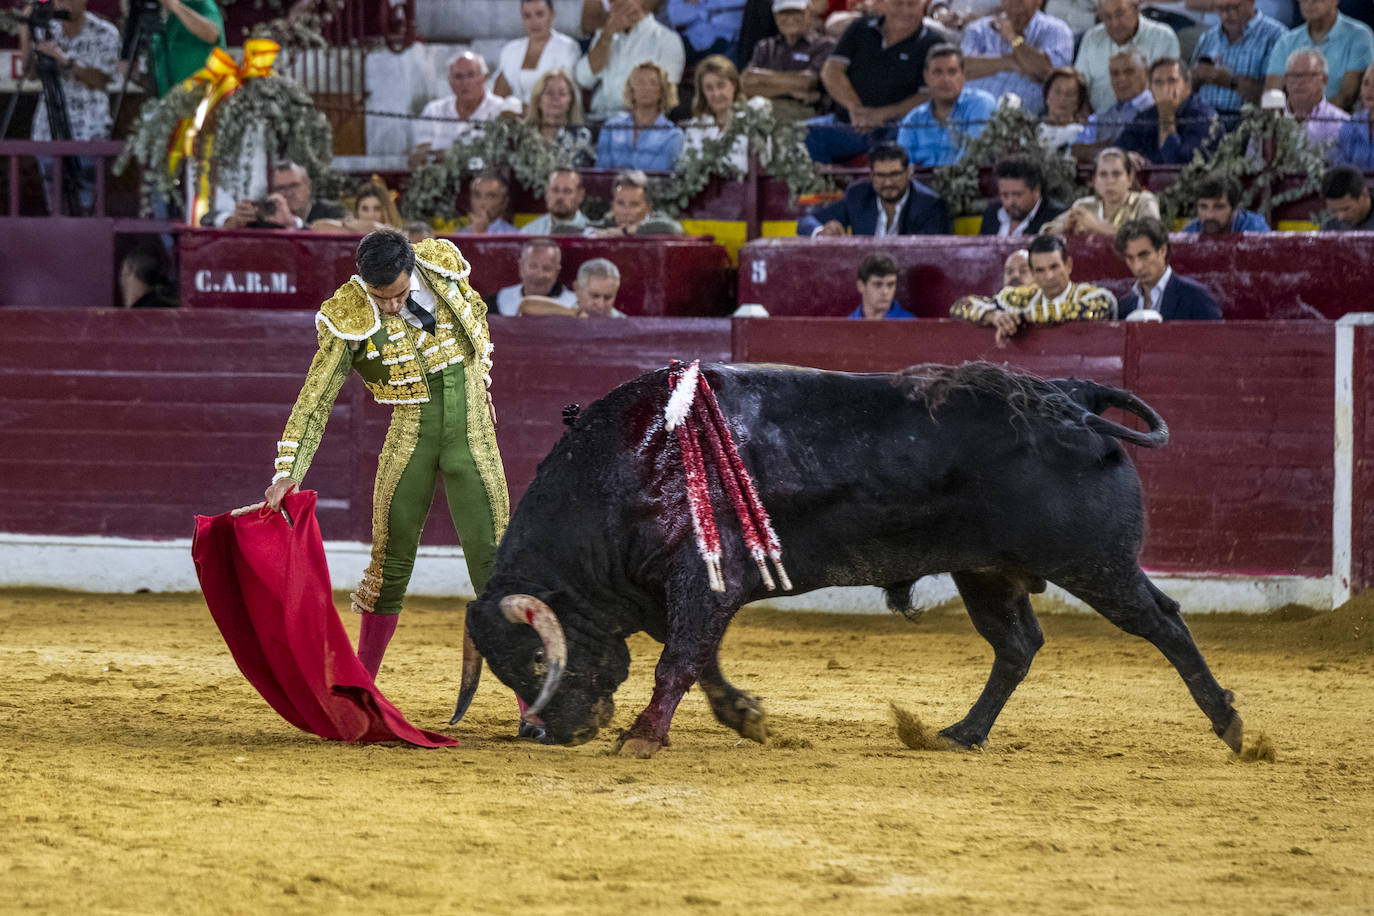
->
[517, 720, 550, 744]
[736, 702, 768, 744]
[1217, 711, 1244, 755]
[614, 733, 663, 758]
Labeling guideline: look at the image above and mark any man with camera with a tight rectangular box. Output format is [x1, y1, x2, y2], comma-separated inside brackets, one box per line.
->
[17, 0, 119, 215]
[220, 160, 346, 229]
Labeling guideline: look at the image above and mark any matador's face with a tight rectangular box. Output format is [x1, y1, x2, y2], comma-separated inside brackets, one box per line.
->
[366, 272, 411, 316]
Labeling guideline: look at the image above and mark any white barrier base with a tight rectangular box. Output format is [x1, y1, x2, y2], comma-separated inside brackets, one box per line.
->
[0, 533, 1333, 614]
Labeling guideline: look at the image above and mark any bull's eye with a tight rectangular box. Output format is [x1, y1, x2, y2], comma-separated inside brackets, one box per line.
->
[533, 648, 545, 665]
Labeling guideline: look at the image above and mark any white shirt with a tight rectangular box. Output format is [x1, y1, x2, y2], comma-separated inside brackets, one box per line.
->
[403, 271, 441, 331]
[495, 281, 578, 316]
[1133, 265, 1173, 312]
[996, 197, 1044, 236]
[496, 32, 582, 103]
[1075, 17, 1181, 114]
[521, 210, 591, 234]
[413, 92, 513, 152]
[574, 16, 686, 120]
[681, 114, 751, 173]
[876, 187, 910, 237]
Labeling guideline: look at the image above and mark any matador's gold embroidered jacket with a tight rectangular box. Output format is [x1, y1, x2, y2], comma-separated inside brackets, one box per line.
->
[271, 238, 500, 487]
[949, 281, 1118, 326]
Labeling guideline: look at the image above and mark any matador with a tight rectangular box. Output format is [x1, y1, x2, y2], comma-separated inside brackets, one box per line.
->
[263, 229, 510, 703]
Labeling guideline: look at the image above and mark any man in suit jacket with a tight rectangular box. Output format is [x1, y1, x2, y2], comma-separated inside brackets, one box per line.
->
[978, 154, 1068, 236]
[796, 144, 952, 236]
[1115, 217, 1223, 320]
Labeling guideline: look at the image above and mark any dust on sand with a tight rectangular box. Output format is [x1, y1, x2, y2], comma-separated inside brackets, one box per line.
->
[3, 588, 1373, 915]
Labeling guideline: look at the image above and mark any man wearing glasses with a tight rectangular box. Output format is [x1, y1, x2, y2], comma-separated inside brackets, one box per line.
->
[795, 144, 951, 236]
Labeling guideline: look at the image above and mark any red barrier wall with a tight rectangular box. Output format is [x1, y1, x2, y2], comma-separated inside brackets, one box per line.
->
[0, 309, 730, 547]
[734, 319, 1334, 575]
[176, 229, 733, 317]
[738, 233, 1374, 321]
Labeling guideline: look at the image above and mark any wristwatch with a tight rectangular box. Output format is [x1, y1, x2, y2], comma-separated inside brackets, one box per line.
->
[1010, 35, 1025, 48]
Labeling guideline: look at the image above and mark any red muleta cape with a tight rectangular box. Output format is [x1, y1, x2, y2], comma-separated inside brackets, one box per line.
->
[192, 489, 457, 748]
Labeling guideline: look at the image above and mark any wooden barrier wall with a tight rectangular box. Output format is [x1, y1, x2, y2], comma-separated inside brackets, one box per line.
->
[0, 310, 1340, 579]
[738, 233, 1374, 321]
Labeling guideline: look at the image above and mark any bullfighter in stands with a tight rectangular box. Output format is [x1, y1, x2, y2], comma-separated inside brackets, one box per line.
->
[261, 229, 520, 725]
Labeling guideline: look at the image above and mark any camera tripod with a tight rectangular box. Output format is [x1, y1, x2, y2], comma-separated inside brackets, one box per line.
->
[0, 11, 83, 216]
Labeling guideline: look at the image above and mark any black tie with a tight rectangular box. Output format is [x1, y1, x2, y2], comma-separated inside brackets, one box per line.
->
[406, 296, 435, 335]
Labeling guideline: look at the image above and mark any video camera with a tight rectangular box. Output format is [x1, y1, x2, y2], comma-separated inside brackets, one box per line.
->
[22, 0, 70, 31]
[119, 0, 164, 62]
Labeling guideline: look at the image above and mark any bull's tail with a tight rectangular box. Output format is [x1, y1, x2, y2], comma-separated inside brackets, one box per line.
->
[1081, 388, 1169, 449]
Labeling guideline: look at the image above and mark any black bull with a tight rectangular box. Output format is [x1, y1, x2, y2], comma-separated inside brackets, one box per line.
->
[454, 362, 1243, 758]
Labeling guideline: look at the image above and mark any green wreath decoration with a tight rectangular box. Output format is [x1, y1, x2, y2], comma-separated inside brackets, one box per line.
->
[1156, 105, 1327, 224]
[929, 100, 1088, 218]
[114, 70, 333, 215]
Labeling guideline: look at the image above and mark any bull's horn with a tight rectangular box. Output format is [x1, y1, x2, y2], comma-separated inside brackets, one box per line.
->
[500, 595, 566, 719]
[449, 628, 483, 725]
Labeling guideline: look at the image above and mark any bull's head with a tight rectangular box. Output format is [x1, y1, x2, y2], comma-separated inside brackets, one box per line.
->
[453, 593, 626, 745]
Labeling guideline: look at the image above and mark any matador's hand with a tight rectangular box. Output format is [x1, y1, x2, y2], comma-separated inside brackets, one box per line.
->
[264, 478, 298, 511]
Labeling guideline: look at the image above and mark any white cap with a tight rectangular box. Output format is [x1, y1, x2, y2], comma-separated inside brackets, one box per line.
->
[733, 303, 770, 317]
[1125, 308, 1163, 323]
[773, 0, 809, 12]
[1260, 89, 1288, 111]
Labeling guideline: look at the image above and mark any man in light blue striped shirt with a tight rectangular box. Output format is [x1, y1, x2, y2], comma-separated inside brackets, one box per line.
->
[1192, 0, 1286, 120]
[961, 0, 1074, 114]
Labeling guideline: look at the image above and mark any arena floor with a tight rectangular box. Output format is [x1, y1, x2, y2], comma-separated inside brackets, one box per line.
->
[3, 587, 1372, 914]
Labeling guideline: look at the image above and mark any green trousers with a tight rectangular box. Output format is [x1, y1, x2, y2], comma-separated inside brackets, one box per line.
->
[370, 363, 501, 614]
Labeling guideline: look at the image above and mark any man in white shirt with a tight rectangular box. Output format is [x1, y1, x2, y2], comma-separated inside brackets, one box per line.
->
[521, 168, 591, 235]
[410, 51, 517, 168]
[574, 0, 686, 120]
[496, 239, 579, 316]
[1076, 0, 1181, 112]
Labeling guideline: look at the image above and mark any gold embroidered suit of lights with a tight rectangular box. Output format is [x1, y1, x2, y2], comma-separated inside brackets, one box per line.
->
[950, 282, 1117, 326]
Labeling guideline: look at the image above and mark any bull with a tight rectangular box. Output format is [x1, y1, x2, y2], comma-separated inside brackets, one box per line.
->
[453, 361, 1244, 758]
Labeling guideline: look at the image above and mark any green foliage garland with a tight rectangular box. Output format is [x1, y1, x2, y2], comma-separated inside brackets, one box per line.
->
[398, 118, 564, 221]
[930, 101, 1087, 218]
[660, 98, 833, 214]
[114, 71, 333, 215]
[1157, 106, 1327, 224]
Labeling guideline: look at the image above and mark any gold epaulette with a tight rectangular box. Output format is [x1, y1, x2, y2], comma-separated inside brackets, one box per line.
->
[413, 238, 473, 282]
[315, 278, 381, 341]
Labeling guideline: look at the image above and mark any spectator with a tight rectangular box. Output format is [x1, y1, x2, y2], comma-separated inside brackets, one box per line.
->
[310, 179, 404, 234]
[1002, 248, 1033, 286]
[118, 245, 177, 309]
[523, 167, 592, 234]
[1321, 165, 1374, 228]
[896, 45, 999, 166]
[1080, 51, 1154, 146]
[848, 253, 916, 319]
[575, 0, 686, 120]
[145, 0, 225, 97]
[741, 0, 837, 123]
[1284, 48, 1350, 151]
[1116, 217, 1223, 319]
[682, 55, 755, 171]
[1038, 66, 1093, 153]
[405, 220, 436, 243]
[1191, 0, 1286, 125]
[1043, 146, 1161, 235]
[497, 239, 580, 315]
[961, 0, 1074, 115]
[1182, 172, 1272, 232]
[458, 171, 519, 234]
[806, 0, 954, 163]
[1117, 58, 1220, 163]
[525, 69, 596, 168]
[596, 61, 686, 170]
[949, 233, 1117, 345]
[796, 143, 953, 235]
[587, 169, 688, 235]
[575, 258, 628, 316]
[1335, 61, 1374, 166]
[494, 0, 582, 105]
[666, 0, 748, 66]
[18, 0, 119, 216]
[1265, 0, 1374, 108]
[980, 154, 1068, 234]
[1076, 0, 1181, 114]
[410, 51, 516, 169]
[224, 161, 346, 230]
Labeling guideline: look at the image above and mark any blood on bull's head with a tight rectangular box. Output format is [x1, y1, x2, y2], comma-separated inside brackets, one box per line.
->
[455, 593, 626, 744]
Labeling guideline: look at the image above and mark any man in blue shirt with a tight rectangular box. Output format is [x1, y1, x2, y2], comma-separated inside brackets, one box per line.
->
[961, 0, 1074, 114]
[848, 253, 916, 319]
[1080, 50, 1155, 144]
[1265, 0, 1374, 108]
[896, 45, 999, 166]
[1118, 58, 1220, 163]
[1182, 172, 1272, 232]
[665, 0, 746, 65]
[1192, 0, 1287, 125]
